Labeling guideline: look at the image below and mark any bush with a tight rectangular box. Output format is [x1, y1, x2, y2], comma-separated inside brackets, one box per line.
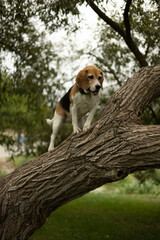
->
[125, 178, 160, 195]
[134, 169, 160, 184]
[104, 174, 160, 195]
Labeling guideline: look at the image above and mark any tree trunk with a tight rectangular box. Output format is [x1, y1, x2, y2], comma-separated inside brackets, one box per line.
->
[0, 65, 160, 239]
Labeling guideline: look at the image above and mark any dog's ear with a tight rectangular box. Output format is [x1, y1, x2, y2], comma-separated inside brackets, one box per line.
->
[76, 69, 90, 90]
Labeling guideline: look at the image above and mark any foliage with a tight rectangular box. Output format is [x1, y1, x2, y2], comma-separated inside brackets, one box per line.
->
[11, 154, 34, 168]
[0, 169, 6, 178]
[143, 99, 160, 125]
[123, 177, 160, 195]
[134, 169, 160, 184]
[129, 0, 160, 65]
[29, 192, 160, 240]
[105, 172, 160, 195]
[0, 69, 55, 155]
[0, 0, 64, 155]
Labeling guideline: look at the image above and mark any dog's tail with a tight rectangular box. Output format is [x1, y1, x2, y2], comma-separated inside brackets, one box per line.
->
[46, 118, 53, 126]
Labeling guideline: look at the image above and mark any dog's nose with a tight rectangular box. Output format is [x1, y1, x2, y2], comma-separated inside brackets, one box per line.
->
[95, 85, 101, 91]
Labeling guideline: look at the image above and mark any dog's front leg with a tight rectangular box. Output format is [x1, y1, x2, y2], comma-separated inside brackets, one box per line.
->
[71, 105, 81, 134]
[83, 105, 97, 131]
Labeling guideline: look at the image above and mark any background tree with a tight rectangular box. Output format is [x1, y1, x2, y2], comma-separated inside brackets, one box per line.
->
[0, 0, 62, 155]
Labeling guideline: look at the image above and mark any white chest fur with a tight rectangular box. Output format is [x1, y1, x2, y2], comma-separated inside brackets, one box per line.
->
[70, 91, 100, 133]
[71, 92, 99, 118]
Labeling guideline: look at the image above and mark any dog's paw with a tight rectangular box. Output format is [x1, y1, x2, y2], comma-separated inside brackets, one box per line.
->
[46, 118, 53, 126]
[83, 124, 90, 131]
[48, 145, 54, 151]
[73, 127, 81, 134]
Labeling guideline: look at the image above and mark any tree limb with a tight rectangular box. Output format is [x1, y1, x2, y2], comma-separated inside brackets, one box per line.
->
[123, 0, 132, 38]
[0, 64, 160, 239]
[86, 0, 125, 37]
[117, 124, 160, 173]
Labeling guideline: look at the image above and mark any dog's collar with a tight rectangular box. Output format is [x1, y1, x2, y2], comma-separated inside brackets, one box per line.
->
[76, 82, 87, 95]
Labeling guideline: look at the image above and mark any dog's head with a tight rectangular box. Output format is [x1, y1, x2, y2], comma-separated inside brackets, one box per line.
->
[76, 66, 104, 95]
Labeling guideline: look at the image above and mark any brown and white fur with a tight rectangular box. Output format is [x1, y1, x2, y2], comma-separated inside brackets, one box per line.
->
[46, 65, 104, 151]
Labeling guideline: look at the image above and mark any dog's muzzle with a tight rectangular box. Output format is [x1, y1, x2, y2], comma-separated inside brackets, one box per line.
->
[88, 85, 101, 96]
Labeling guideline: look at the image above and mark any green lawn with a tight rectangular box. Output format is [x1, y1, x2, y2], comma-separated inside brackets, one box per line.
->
[29, 192, 160, 240]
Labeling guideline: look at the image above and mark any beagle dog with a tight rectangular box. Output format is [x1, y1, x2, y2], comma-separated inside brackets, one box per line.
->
[46, 65, 104, 151]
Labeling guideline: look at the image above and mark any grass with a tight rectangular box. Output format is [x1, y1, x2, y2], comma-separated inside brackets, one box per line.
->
[29, 191, 160, 240]
[9, 154, 34, 168]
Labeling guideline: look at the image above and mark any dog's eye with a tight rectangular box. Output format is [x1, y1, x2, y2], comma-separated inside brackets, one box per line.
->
[98, 76, 102, 81]
[88, 75, 94, 79]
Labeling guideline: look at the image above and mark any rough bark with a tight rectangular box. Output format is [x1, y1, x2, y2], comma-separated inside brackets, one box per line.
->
[0, 64, 160, 239]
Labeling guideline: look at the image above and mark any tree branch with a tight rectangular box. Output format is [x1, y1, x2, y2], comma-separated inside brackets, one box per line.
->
[86, 0, 125, 37]
[0, 64, 160, 239]
[86, 0, 148, 67]
[119, 65, 160, 113]
[117, 125, 160, 173]
[123, 0, 132, 38]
